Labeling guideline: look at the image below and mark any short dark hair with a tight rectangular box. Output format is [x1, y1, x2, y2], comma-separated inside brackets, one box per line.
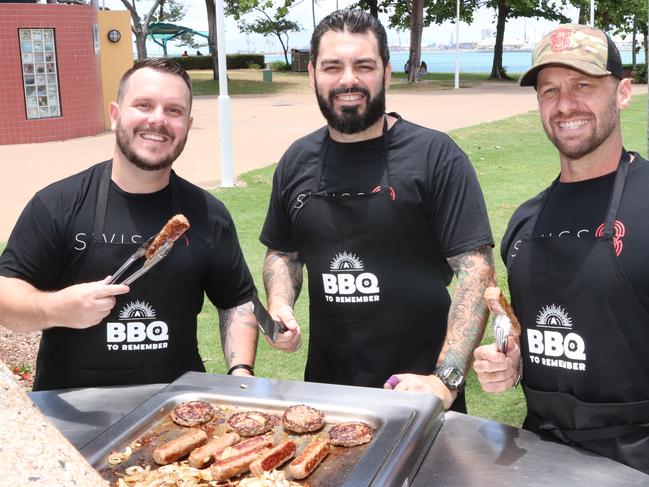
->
[117, 58, 193, 107]
[310, 9, 389, 68]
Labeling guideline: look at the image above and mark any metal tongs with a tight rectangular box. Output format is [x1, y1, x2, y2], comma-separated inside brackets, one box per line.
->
[493, 314, 512, 353]
[107, 236, 174, 286]
[484, 287, 521, 354]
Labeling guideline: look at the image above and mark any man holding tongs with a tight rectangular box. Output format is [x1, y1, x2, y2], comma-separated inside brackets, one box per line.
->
[474, 26, 649, 474]
[0, 60, 260, 390]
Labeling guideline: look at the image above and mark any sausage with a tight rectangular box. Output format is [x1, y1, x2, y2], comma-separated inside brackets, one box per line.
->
[187, 432, 241, 469]
[220, 434, 275, 460]
[210, 444, 270, 481]
[483, 286, 521, 336]
[146, 214, 190, 258]
[288, 437, 331, 480]
[152, 428, 208, 465]
[249, 440, 297, 477]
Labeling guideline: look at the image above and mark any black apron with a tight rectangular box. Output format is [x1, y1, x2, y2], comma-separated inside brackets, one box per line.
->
[34, 161, 205, 391]
[509, 152, 649, 473]
[294, 120, 465, 411]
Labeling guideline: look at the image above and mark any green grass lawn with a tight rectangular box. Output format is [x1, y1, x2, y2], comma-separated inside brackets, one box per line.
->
[189, 69, 517, 95]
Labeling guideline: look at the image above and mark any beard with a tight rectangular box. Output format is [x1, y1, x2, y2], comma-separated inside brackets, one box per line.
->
[543, 96, 619, 160]
[115, 121, 188, 172]
[315, 81, 386, 134]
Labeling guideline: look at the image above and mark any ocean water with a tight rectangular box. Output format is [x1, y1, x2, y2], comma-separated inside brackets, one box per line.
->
[266, 50, 645, 73]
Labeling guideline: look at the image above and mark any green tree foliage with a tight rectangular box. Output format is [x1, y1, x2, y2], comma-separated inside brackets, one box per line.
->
[226, 0, 303, 66]
[591, 0, 647, 71]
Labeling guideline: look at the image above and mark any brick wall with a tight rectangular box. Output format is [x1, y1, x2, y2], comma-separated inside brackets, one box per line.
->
[0, 4, 105, 144]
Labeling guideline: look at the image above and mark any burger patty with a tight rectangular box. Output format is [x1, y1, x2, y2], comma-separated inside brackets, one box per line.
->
[228, 411, 274, 437]
[170, 400, 218, 427]
[282, 404, 325, 434]
[328, 422, 373, 447]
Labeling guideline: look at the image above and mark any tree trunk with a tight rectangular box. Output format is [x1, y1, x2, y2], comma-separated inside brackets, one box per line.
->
[489, 0, 510, 80]
[577, 5, 588, 25]
[311, 0, 316, 30]
[367, 0, 379, 18]
[134, 26, 148, 60]
[276, 33, 290, 65]
[205, 0, 219, 80]
[407, 0, 424, 83]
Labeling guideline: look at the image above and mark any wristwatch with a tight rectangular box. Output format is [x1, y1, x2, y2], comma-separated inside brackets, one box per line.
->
[434, 364, 466, 391]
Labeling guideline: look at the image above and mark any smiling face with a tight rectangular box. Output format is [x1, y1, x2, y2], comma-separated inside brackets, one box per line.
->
[110, 67, 193, 172]
[536, 66, 627, 162]
[309, 29, 391, 137]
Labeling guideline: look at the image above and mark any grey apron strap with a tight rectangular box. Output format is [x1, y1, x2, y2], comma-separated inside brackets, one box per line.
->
[92, 160, 112, 241]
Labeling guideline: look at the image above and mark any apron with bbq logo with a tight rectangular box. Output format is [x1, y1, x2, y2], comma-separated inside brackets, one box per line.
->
[33, 161, 205, 390]
[508, 152, 649, 473]
[293, 120, 466, 411]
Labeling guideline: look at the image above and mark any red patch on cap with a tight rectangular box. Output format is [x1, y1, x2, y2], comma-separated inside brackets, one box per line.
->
[550, 28, 572, 52]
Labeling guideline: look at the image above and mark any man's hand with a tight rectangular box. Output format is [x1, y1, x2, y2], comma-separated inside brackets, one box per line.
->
[268, 303, 302, 352]
[263, 248, 304, 353]
[383, 373, 457, 410]
[46, 277, 129, 328]
[0, 275, 128, 332]
[473, 336, 521, 393]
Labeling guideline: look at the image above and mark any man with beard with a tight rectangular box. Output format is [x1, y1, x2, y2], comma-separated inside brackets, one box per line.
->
[0, 59, 259, 390]
[260, 9, 495, 411]
[473, 25, 649, 473]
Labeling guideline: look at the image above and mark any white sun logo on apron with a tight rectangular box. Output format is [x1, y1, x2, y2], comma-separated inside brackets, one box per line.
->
[118, 300, 157, 320]
[330, 251, 364, 271]
[535, 304, 572, 328]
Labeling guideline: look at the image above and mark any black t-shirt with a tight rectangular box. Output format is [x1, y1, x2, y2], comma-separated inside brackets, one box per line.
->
[0, 161, 254, 311]
[261, 114, 493, 259]
[502, 152, 649, 305]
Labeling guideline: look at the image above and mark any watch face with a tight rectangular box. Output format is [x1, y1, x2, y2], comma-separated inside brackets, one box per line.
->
[436, 365, 465, 389]
[446, 369, 463, 387]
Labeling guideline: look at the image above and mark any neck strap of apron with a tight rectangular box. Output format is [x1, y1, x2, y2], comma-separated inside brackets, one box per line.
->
[313, 115, 391, 193]
[529, 150, 631, 238]
[602, 149, 631, 237]
[92, 161, 181, 241]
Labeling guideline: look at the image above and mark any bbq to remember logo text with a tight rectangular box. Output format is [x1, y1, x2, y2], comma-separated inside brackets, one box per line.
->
[106, 301, 169, 351]
[322, 252, 380, 304]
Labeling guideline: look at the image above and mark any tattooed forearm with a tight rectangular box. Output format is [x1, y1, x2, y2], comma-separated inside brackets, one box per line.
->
[218, 301, 258, 369]
[263, 249, 304, 307]
[439, 245, 495, 372]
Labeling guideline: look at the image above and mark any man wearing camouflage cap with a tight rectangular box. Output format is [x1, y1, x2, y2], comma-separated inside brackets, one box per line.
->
[473, 24, 649, 473]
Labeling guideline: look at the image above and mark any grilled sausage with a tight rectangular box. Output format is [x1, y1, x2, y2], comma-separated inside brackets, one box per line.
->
[152, 428, 207, 465]
[483, 286, 521, 336]
[210, 444, 270, 481]
[187, 432, 241, 469]
[249, 440, 297, 477]
[288, 437, 330, 480]
[220, 434, 275, 460]
[146, 214, 190, 258]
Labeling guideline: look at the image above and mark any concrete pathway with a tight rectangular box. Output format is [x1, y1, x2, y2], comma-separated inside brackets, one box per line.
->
[0, 82, 644, 240]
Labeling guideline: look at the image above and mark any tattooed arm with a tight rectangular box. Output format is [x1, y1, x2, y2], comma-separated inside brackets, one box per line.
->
[262, 248, 304, 352]
[217, 300, 259, 376]
[384, 245, 495, 409]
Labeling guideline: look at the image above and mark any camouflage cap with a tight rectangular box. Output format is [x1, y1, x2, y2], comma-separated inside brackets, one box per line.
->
[519, 24, 624, 87]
